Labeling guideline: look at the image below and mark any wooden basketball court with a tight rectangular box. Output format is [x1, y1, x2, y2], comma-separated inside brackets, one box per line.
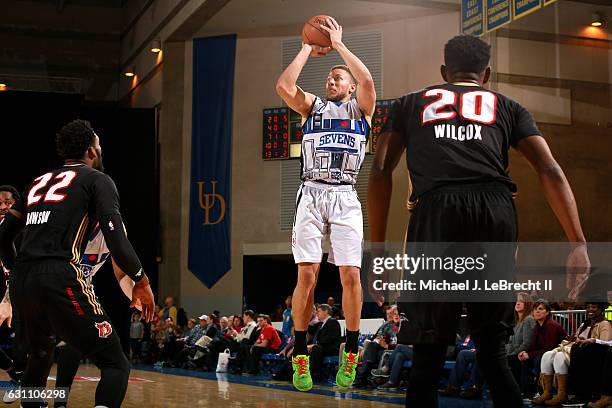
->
[0, 364, 404, 407]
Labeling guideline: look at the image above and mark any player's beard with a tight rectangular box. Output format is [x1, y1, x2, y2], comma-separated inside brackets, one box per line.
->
[94, 147, 105, 172]
[327, 90, 348, 102]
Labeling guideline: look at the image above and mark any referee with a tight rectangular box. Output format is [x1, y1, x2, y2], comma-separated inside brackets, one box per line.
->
[368, 35, 590, 407]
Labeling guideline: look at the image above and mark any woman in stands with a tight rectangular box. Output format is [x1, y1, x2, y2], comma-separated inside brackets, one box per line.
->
[531, 301, 611, 405]
[516, 299, 567, 400]
[506, 292, 536, 396]
[566, 302, 612, 405]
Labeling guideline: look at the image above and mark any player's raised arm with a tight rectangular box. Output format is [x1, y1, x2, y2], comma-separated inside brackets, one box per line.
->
[276, 43, 328, 118]
[321, 17, 376, 121]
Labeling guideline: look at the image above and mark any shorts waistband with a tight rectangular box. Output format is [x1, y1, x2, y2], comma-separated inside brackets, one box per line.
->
[303, 181, 355, 191]
[424, 181, 512, 195]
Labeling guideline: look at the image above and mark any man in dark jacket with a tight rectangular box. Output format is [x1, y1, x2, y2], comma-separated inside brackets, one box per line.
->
[308, 304, 342, 381]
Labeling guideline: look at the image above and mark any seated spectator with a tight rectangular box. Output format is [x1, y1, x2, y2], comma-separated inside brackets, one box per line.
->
[182, 318, 196, 339]
[439, 334, 483, 398]
[533, 301, 612, 405]
[565, 302, 612, 405]
[517, 299, 566, 400]
[355, 306, 399, 386]
[570, 337, 612, 408]
[229, 310, 261, 374]
[170, 315, 208, 367]
[244, 314, 282, 375]
[282, 296, 294, 338]
[506, 293, 536, 394]
[231, 316, 244, 336]
[375, 344, 413, 390]
[307, 304, 341, 382]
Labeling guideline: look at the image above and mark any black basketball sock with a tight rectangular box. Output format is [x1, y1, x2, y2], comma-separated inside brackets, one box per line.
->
[293, 331, 307, 356]
[345, 330, 359, 354]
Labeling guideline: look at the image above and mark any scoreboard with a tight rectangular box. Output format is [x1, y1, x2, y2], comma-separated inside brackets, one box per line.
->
[263, 99, 394, 160]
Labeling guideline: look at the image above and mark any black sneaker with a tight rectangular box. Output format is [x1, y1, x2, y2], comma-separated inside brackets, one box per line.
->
[378, 382, 398, 391]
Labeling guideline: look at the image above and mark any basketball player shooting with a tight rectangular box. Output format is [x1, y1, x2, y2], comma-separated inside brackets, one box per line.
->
[0, 119, 155, 408]
[276, 16, 376, 391]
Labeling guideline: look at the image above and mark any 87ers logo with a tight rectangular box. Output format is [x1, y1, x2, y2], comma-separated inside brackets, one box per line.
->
[95, 321, 113, 338]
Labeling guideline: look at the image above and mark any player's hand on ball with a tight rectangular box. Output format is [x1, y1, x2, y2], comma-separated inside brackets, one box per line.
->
[310, 44, 331, 57]
[0, 302, 12, 328]
[319, 17, 343, 48]
[132, 276, 155, 322]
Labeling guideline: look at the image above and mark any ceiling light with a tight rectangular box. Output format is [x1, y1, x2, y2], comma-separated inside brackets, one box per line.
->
[151, 39, 162, 53]
[124, 67, 135, 77]
[591, 12, 603, 27]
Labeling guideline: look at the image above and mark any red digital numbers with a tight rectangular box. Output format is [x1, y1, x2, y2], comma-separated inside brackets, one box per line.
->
[263, 108, 290, 160]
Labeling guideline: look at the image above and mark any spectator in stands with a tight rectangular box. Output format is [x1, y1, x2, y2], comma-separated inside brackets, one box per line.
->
[183, 319, 196, 339]
[229, 310, 257, 351]
[232, 316, 244, 334]
[160, 297, 178, 323]
[244, 314, 282, 375]
[439, 334, 483, 398]
[517, 299, 566, 400]
[307, 304, 341, 381]
[533, 302, 611, 405]
[129, 312, 144, 363]
[375, 344, 413, 390]
[327, 296, 341, 319]
[170, 315, 208, 367]
[566, 302, 612, 405]
[569, 337, 612, 408]
[506, 292, 536, 394]
[355, 305, 398, 386]
[282, 296, 294, 338]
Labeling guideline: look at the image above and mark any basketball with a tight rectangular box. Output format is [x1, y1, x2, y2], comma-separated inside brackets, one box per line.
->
[302, 15, 333, 47]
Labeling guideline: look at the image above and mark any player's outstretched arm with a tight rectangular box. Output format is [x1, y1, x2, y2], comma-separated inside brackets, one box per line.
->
[276, 43, 326, 118]
[321, 17, 376, 120]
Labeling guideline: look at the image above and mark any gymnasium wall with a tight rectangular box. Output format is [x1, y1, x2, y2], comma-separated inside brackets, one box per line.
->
[150, 0, 612, 316]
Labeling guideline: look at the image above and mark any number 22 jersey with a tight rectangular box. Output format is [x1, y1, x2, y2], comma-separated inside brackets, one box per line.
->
[386, 83, 541, 202]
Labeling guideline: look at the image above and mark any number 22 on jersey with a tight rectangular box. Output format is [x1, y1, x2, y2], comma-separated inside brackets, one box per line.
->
[27, 171, 77, 206]
[421, 89, 497, 125]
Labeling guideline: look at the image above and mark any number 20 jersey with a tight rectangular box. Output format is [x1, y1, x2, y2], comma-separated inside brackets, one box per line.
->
[386, 83, 541, 202]
[300, 97, 370, 185]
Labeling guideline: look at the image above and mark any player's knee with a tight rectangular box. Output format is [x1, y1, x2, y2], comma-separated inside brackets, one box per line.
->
[297, 270, 317, 288]
[340, 268, 361, 288]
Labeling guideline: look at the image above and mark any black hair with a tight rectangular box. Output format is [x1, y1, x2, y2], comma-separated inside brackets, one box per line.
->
[0, 185, 20, 201]
[257, 314, 271, 324]
[534, 299, 552, 313]
[444, 35, 491, 74]
[243, 309, 255, 319]
[56, 119, 96, 160]
[317, 304, 332, 314]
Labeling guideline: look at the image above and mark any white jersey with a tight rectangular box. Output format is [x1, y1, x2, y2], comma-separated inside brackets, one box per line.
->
[301, 98, 370, 185]
[80, 224, 110, 285]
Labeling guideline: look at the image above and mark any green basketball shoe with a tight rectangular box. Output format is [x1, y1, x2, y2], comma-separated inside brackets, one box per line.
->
[336, 350, 359, 388]
[292, 354, 313, 392]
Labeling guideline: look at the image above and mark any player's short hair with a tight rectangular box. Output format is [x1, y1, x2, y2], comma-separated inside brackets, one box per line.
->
[56, 119, 96, 160]
[317, 304, 332, 315]
[444, 35, 491, 74]
[0, 185, 20, 201]
[330, 65, 357, 85]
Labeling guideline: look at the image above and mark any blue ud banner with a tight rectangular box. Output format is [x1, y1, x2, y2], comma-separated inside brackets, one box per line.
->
[462, 0, 485, 36]
[487, 0, 512, 33]
[189, 35, 236, 288]
[513, 0, 542, 21]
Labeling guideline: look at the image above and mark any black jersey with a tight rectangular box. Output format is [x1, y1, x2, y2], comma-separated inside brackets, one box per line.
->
[386, 83, 541, 202]
[13, 163, 120, 264]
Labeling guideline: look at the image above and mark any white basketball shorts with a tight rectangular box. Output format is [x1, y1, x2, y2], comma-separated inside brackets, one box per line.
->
[292, 181, 363, 268]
